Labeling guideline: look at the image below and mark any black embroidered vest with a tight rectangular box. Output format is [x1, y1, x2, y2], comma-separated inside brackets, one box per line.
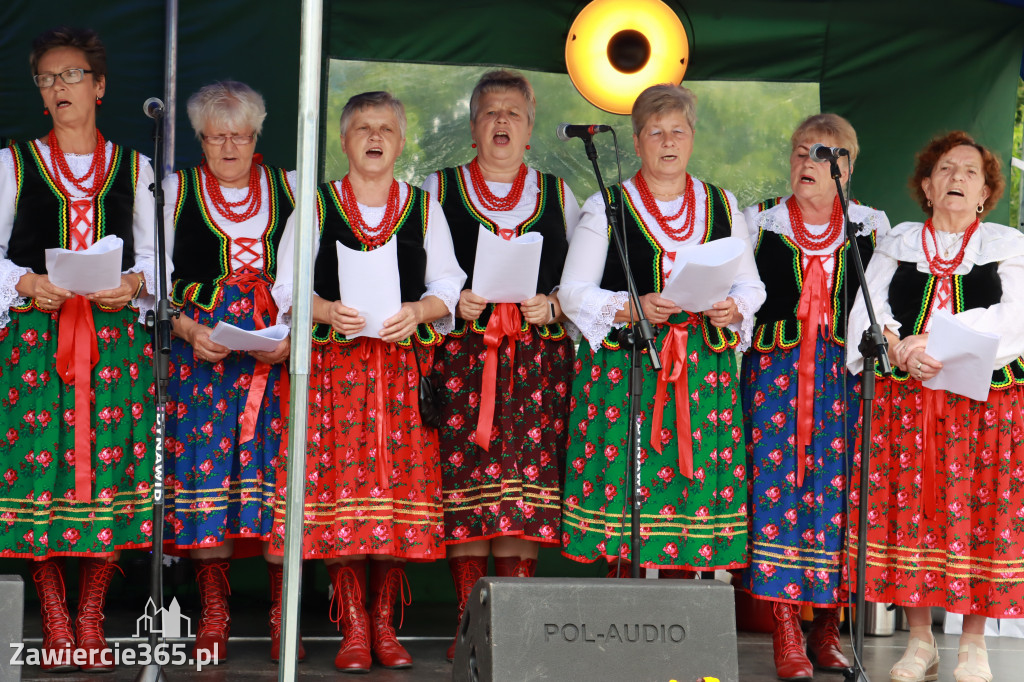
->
[597, 180, 738, 352]
[887, 261, 1024, 388]
[751, 230, 874, 351]
[434, 165, 569, 337]
[311, 181, 437, 346]
[7, 140, 137, 272]
[169, 165, 294, 311]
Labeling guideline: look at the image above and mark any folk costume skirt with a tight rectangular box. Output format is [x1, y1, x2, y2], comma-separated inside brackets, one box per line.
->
[0, 303, 155, 557]
[740, 338, 854, 607]
[270, 337, 444, 561]
[850, 377, 1024, 618]
[165, 284, 283, 550]
[435, 326, 573, 545]
[560, 319, 748, 570]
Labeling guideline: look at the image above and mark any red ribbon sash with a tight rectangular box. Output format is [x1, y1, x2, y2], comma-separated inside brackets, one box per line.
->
[360, 340, 392, 489]
[55, 296, 100, 502]
[793, 255, 830, 488]
[474, 302, 522, 451]
[221, 270, 278, 444]
[650, 314, 701, 479]
[920, 387, 942, 519]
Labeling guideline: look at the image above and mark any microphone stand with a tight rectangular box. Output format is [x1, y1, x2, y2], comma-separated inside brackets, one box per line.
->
[829, 158, 890, 682]
[137, 104, 175, 682]
[576, 133, 661, 578]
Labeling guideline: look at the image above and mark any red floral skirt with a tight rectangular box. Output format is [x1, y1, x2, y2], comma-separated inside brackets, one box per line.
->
[269, 338, 444, 560]
[850, 377, 1024, 617]
[434, 328, 573, 545]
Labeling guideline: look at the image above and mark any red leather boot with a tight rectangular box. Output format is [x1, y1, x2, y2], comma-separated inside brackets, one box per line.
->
[659, 568, 697, 579]
[446, 555, 487, 662]
[29, 559, 77, 672]
[192, 558, 230, 664]
[493, 556, 537, 577]
[76, 558, 119, 672]
[328, 560, 371, 673]
[771, 601, 813, 682]
[266, 562, 306, 663]
[368, 559, 412, 669]
[807, 607, 850, 671]
[606, 559, 646, 578]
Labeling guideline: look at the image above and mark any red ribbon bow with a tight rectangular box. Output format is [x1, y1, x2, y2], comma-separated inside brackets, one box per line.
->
[650, 314, 702, 479]
[793, 255, 830, 488]
[55, 296, 100, 502]
[474, 303, 522, 451]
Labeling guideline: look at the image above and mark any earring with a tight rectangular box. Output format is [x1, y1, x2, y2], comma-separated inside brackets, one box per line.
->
[977, 204, 984, 214]
[471, 143, 476, 149]
[926, 200, 932, 207]
[525, 144, 531, 150]
[96, 97, 102, 106]
[43, 107, 49, 116]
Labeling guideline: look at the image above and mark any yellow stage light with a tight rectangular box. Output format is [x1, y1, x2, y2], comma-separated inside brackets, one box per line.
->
[565, 0, 689, 115]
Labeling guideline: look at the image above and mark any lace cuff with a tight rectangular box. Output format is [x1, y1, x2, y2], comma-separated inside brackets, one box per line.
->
[0, 261, 29, 329]
[425, 286, 459, 335]
[576, 289, 629, 348]
[127, 260, 157, 323]
[731, 294, 757, 351]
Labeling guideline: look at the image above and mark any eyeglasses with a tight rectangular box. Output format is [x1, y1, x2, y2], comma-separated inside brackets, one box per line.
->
[33, 68, 93, 88]
[201, 133, 256, 146]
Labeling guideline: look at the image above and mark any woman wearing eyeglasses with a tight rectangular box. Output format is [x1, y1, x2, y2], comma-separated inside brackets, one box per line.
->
[161, 80, 295, 665]
[0, 27, 156, 672]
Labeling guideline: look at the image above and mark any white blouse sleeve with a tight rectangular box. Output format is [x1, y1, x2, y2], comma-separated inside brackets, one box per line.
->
[558, 190, 628, 348]
[741, 204, 763, 244]
[422, 194, 467, 334]
[159, 172, 181, 299]
[271, 198, 322, 326]
[420, 171, 441, 198]
[845, 247, 900, 373]
[724, 193, 766, 350]
[128, 157, 157, 314]
[0, 149, 30, 327]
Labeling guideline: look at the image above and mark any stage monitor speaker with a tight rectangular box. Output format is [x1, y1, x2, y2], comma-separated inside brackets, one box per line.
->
[452, 577, 738, 682]
[0, 575, 24, 682]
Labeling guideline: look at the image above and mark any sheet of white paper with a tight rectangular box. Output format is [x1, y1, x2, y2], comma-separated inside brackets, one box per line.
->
[44, 234, 124, 295]
[336, 239, 402, 339]
[660, 237, 746, 312]
[470, 226, 544, 302]
[208, 322, 290, 352]
[922, 310, 1000, 401]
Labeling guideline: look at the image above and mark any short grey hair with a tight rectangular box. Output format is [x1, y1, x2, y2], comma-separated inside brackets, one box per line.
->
[469, 69, 537, 126]
[187, 80, 267, 140]
[339, 91, 407, 137]
[631, 84, 697, 136]
[791, 113, 860, 167]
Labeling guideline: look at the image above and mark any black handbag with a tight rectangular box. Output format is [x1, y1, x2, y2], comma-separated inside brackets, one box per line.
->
[411, 342, 442, 429]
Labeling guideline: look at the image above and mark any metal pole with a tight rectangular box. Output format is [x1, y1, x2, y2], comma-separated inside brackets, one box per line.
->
[162, 0, 178, 175]
[279, 0, 323, 678]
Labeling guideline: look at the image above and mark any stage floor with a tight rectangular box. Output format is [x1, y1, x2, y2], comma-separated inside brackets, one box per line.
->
[16, 601, 1024, 681]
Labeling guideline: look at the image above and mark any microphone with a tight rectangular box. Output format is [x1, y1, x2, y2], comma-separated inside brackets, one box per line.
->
[809, 143, 849, 163]
[556, 123, 612, 141]
[143, 97, 165, 119]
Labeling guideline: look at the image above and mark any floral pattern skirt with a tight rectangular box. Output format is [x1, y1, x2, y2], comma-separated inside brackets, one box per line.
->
[0, 305, 155, 557]
[560, 327, 748, 570]
[740, 339, 855, 606]
[435, 328, 573, 545]
[270, 338, 444, 561]
[851, 377, 1024, 617]
[165, 287, 284, 549]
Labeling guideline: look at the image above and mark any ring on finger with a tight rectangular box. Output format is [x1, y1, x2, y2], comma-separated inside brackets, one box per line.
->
[916, 361, 922, 370]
